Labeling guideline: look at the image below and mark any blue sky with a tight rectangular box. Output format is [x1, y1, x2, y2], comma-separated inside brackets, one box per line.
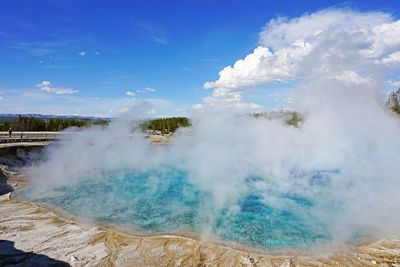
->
[1, 0, 400, 117]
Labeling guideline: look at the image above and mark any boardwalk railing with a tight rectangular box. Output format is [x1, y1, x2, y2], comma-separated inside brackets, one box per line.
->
[0, 132, 59, 143]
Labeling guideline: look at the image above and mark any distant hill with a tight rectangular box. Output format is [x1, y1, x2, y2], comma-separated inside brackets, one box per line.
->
[0, 114, 111, 122]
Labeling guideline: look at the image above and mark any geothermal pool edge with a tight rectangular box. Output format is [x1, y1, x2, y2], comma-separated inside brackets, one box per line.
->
[1, 145, 400, 266]
[3, 189, 400, 266]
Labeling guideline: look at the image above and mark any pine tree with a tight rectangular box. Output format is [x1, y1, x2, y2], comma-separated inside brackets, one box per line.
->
[387, 88, 400, 114]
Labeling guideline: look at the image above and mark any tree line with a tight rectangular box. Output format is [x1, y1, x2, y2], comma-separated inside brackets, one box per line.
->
[0, 116, 109, 131]
[0, 115, 191, 133]
[140, 117, 191, 134]
[387, 88, 400, 114]
[251, 111, 302, 127]
[3, 89, 398, 133]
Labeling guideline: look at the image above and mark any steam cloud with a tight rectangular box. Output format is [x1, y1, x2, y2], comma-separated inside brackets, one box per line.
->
[26, 9, 400, 249]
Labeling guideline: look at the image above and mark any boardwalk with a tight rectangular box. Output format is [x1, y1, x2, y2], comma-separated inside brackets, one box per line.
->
[0, 132, 60, 143]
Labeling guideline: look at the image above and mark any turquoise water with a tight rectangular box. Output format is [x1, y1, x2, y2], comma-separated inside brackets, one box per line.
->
[20, 167, 334, 250]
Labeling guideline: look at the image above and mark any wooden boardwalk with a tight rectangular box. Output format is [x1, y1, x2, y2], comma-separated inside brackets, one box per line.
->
[0, 132, 59, 143]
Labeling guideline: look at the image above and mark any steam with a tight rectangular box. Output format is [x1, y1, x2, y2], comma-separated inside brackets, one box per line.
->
[25, 9, 400, 249]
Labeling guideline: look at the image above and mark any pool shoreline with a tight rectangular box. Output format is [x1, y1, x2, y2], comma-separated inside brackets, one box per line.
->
[11, 187, 319, 258]
[1, 144, 400, 266]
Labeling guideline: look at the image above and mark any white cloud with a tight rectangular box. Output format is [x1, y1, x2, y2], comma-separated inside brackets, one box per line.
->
[204, 9, 400, 106]
[36, 81, 79, 95]
[388, 80, 400, 87]
[0, 96, 3, 100]
[382, 51, 400, 65]
[191, 103, 203, 110]
[95, 51, 100, 55]
[258, 10, 391, 50]
[0, 89, 180, 117]
[368, 20, 400, 58]
[125, 91, 135, 96]
[333, 71, 374, 86]
[204, 42, 311, 90]
[79, 51, 86, 56]
[147, 109, 156, 115]
[38, 81, 51, 87]
[136, 87, 156, 93]
[283, 97, 293, 104]
[118, 107, 130, 113]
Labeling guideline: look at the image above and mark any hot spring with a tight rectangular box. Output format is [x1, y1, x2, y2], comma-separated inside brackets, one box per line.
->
[19, 167, 338, 250]
[18, 109, 400, 252]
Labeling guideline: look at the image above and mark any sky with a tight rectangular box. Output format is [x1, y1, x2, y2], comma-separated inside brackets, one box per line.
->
[0, 0, 400, 117]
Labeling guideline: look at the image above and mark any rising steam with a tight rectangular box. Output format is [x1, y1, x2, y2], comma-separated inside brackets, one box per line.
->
[25, 9, 400, 249]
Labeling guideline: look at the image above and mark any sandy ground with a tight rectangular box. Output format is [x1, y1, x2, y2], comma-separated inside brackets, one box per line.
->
[0, 131, 64, 134]
[148, 134, 173, 143]
[0, 141, 53, 148]
[1, 145, 400, 266]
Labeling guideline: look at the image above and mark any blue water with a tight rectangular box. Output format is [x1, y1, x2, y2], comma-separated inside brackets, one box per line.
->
[19, 167, 335, 250]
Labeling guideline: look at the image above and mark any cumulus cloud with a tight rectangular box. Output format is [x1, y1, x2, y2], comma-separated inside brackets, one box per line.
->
[125, 91, 135, 96]
[136, 87, 156, 93]
[330, 70, 374, 86]
[204, 9, 400, 106]
[204, 42, 311, 90]
[258, 10, 391, 50]
[202, 88, 263, 111]
[79, 51, 86, 56]
[36, 81, 79, 95]
[382, 51, 400, 65]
